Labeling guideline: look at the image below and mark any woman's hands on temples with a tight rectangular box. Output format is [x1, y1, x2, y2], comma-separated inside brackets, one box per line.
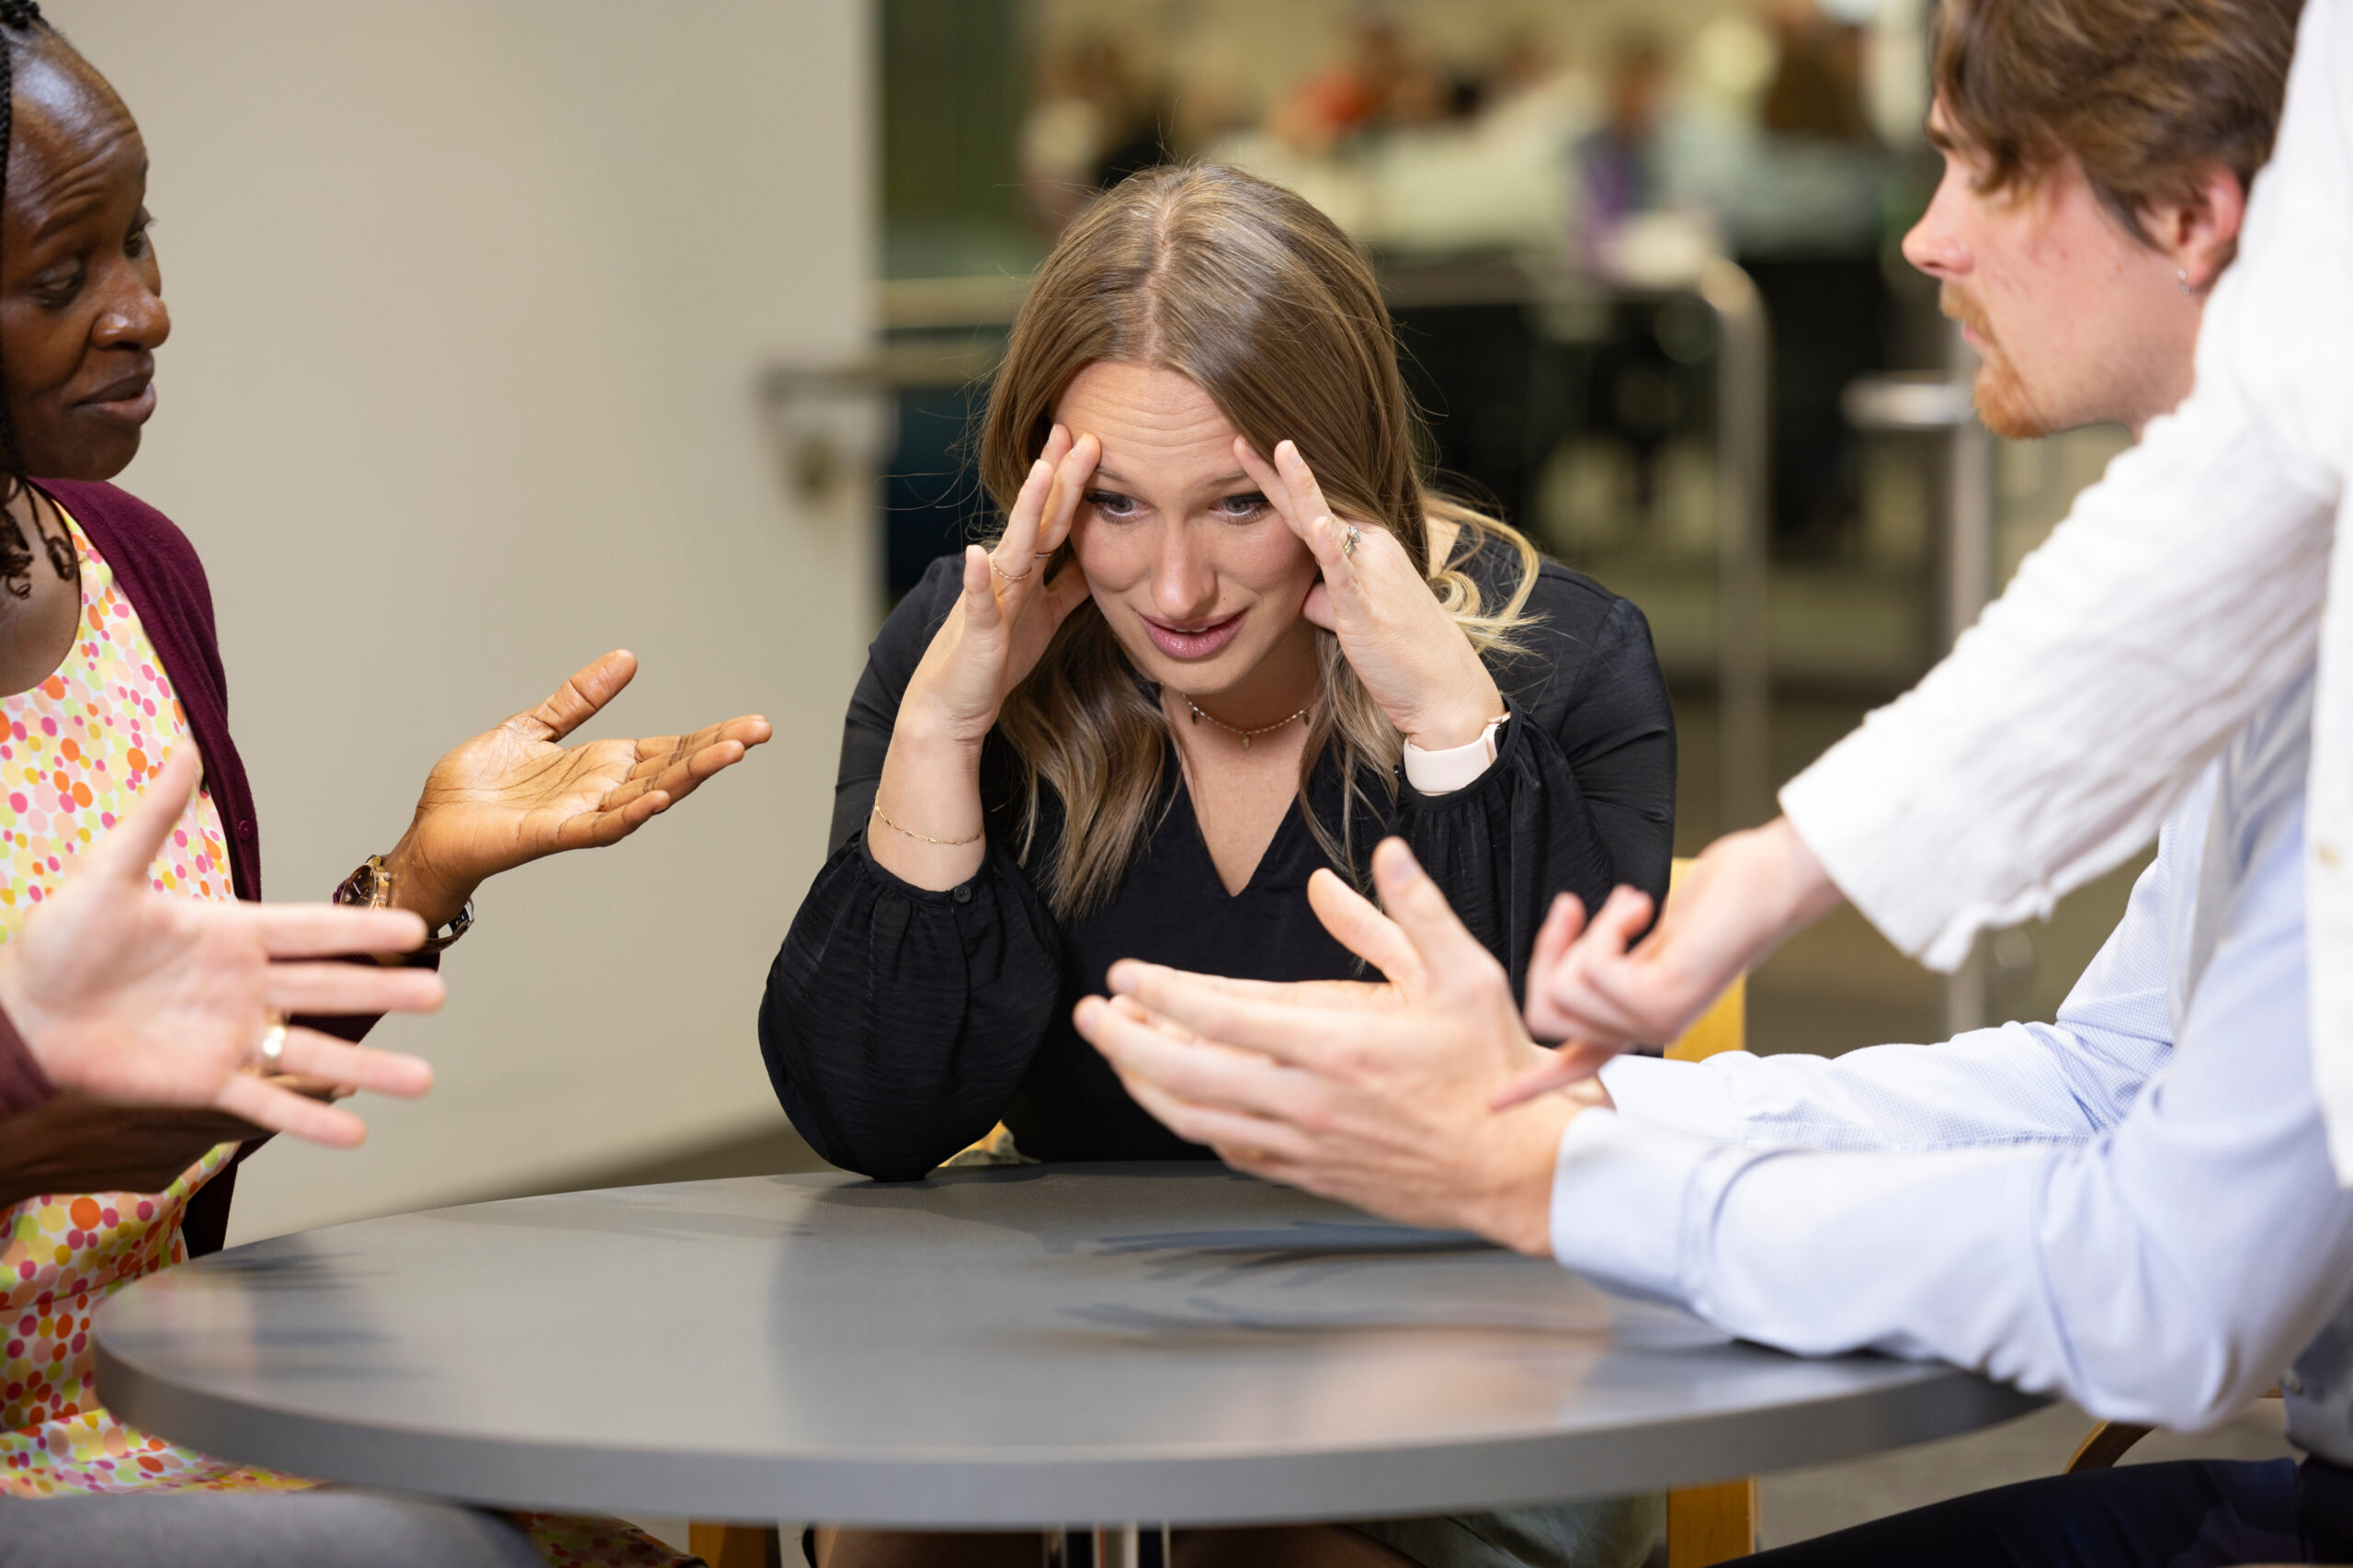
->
[1235, 437, 1506, 753]
[381, 651, 772, 930]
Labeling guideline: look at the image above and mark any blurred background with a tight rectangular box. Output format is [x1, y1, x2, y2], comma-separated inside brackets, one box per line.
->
[42, 3, 2226, 1542]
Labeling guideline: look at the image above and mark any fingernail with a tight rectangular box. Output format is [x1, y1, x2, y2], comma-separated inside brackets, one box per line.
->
[1074, 997, 1103, 1035]
[1376, 839, 1423, 886]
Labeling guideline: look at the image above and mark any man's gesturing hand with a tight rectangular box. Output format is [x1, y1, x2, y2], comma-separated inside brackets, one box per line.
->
[1498, 816, 1846, 1108]
[1074, 838, 1575, 1256]
[0, 749, 445, 1147]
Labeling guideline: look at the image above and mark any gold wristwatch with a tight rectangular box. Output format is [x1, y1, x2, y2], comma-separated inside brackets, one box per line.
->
[333, 855, 474, 953]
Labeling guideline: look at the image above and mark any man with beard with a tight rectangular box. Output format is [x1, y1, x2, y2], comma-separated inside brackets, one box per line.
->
[1506, 0, 2353, 1174]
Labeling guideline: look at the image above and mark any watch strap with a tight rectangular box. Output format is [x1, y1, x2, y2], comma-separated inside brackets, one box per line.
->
[335, 854, 473, 954]
[1403, 714, 1508, 795]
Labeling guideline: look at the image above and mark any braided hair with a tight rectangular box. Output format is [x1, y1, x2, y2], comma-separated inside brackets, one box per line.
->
[0, 0, 66, 599]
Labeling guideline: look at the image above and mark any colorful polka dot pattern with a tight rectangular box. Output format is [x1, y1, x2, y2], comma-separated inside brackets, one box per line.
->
[0, 515, 696, 1564]
[0, 1143, 305, 1496]
[0, 520, 231, 915]
[0, 514, 276, 1498]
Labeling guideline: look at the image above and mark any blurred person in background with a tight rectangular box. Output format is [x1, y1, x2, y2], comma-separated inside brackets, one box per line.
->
[768, 162, 1674, 1568]
[1574, 33, 1668, 252]
[1757, 0, 1870, 144]
[1484, 26, 1564, 109]
[1022, 33, 1203, 238]
[0, 6, 768, 1563]
[1745, 0, 1889, 553]
[1018, 36, 1124, 235]
[1267, 9, 1461, 154]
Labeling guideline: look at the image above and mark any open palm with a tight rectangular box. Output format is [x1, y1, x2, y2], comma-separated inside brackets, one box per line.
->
[0, 749, 445, 1146]
[390, 651, 772, 916]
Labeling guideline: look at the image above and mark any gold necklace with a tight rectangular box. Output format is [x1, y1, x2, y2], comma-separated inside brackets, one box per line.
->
[1182, 696, 1311, 751]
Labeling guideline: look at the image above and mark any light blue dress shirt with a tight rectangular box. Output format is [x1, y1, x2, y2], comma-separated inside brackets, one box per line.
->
[1555, 671, 2353, 1456]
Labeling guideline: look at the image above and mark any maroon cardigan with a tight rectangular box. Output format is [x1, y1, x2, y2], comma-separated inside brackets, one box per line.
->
[0, 481, 269, 1255]
[51, 481, 267, 896]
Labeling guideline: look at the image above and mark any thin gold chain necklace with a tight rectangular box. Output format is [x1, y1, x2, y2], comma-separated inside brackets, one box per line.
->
[1182, 696, 1312, 751]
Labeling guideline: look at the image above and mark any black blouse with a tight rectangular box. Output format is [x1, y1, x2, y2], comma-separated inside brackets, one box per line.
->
[761, 539, 1676, 1180]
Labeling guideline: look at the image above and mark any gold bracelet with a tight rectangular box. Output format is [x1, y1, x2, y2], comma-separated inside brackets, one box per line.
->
[870, 804, 983, 846]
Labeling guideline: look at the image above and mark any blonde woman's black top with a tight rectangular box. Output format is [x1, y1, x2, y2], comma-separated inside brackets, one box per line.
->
[761, 538, 1676, 1181]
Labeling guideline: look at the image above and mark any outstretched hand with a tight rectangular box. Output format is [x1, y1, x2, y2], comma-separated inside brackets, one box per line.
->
[0, 749, 445, 1148]
[1075, 838, 1570, 1254]
[1496, 816, 1844, 1108]
[1234, 437, 1503, 751]
[385, 650, 773, 926]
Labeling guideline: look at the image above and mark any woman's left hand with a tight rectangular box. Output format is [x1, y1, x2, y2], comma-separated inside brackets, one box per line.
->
[382, 651, 772, 927]
[1236, 438, 1503, 750]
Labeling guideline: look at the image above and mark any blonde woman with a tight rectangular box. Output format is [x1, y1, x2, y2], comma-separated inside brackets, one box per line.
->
[763, 165, 1671, 1568]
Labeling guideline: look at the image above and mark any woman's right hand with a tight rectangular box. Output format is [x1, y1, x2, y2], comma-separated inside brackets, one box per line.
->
[899, 425, 1099, 747]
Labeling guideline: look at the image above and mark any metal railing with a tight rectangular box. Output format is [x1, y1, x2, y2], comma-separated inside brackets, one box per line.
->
[1695, 260, 1772, 835]
[1841, 349, 1996, 1033]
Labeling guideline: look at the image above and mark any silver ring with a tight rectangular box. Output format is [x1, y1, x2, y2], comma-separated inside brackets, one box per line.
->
[1340, 523, 1362, 560]
[254, 1012, 288, 1070]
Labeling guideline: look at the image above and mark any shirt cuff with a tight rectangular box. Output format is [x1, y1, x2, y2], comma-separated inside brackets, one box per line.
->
[1597, 1054, 1745, 1143]
[0, 1003, 54, 1119]
[1781, 739, 2041, 972]
[1549, 1108, 1715, 1299]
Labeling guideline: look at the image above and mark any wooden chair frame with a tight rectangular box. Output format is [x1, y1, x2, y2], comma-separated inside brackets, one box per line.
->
[689, 1521, 783, 1566]
[1653, 858, 1756, 1565]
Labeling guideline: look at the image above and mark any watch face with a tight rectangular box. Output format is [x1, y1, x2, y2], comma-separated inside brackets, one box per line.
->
[343, 861, 381, 906]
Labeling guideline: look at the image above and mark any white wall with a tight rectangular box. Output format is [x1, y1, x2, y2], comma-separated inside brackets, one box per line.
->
[47, 2, 873, 1242]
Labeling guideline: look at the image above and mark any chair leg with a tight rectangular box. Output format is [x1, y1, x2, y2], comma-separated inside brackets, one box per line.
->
[2065, 1420, 2155, 1472]
[1666, 1478, 1757, 1568]
[688, 1522, 784, 1568]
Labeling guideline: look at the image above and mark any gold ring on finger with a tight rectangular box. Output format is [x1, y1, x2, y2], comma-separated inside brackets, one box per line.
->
[987, 555, 1033, 584]
[252, 1010, 289, 1071]
[1340, 523, 1362, 560]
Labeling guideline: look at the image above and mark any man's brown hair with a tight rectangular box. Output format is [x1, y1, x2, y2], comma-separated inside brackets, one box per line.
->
[1935, 0, 2300, 244]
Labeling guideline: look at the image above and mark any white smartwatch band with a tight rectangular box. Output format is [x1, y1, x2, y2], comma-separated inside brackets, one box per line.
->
[1403, 714, 1508, 796]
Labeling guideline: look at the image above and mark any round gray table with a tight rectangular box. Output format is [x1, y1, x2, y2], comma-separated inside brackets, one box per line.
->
[94, 1163, 2040, 1528]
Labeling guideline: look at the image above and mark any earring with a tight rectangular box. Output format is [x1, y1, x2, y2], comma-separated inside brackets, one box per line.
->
[2177, 267, 2197, 297]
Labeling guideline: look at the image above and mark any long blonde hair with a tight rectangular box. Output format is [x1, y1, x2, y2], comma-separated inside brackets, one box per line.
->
[983, 165, 1540, 919]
